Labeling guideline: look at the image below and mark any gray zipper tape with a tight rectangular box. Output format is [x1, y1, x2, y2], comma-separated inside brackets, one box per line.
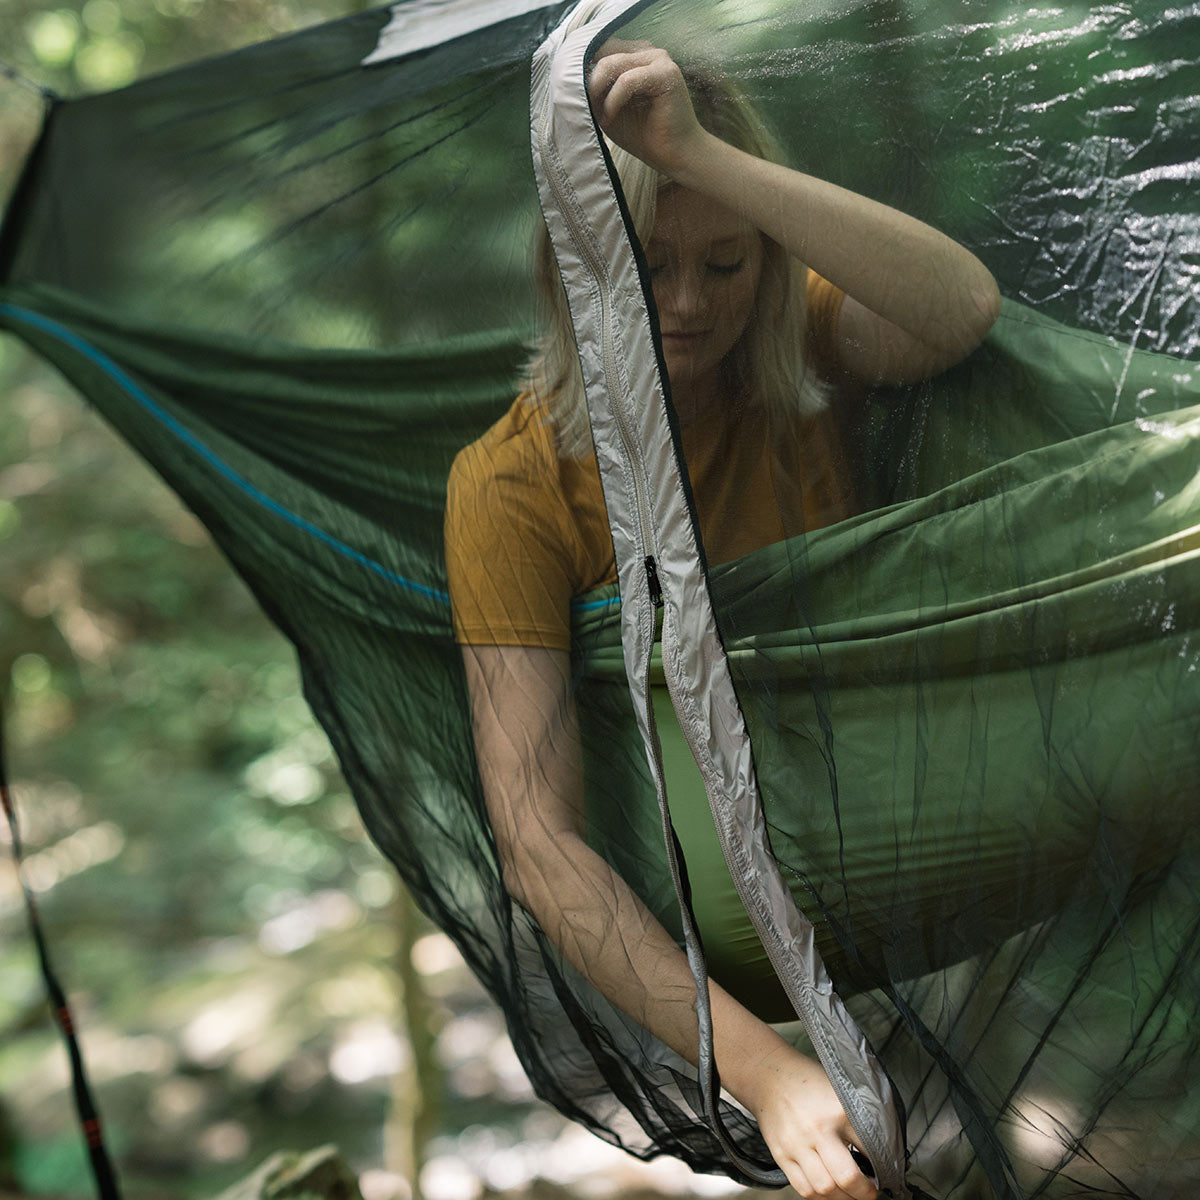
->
[531, 2, 909, 1192]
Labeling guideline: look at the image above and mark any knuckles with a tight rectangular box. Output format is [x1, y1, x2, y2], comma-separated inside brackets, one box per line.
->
[589, 45, 683, 95]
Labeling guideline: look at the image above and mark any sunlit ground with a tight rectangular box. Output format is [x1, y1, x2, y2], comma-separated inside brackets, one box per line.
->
[0, 885, 753, 1200]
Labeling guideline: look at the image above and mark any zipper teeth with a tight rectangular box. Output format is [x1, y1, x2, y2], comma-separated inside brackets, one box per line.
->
[537, 72, 775, 1178]
[663, 632, 892, 1177]
[536, 46, 896, 1193]
[538, 92, 658, 572]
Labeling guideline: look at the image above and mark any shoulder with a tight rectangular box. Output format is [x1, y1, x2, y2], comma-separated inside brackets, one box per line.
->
[449, 393, 559, 498]
[451, 391, 559, 470]
[444, 393, 582, 651]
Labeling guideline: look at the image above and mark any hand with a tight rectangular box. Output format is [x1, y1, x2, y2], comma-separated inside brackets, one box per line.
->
[587, 41, 708, 179]
[749, 1047, 881, 1200]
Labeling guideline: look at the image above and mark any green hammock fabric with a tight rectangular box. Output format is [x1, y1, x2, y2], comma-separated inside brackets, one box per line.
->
[577, 302, 1200, 1010]
[2, 0, 1198, 1194]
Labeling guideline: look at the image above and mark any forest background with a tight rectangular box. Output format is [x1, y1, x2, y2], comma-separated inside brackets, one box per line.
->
[0, 2, 735, 1198]
[0, 0, 1161, 1196]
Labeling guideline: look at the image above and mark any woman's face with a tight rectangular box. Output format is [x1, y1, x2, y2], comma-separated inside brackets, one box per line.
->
[645, 185, 764, 402]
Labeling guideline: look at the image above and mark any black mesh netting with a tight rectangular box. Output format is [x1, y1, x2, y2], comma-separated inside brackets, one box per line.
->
[2, 1, 1198, 1196]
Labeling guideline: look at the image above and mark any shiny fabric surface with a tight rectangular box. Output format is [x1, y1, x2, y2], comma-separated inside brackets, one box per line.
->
[1, 1, 1198, 1194]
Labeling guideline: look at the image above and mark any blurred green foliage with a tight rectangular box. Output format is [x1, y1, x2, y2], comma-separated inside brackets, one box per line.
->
[1, 0, 1192, 1195]
[0, 5, 467, 1198]
[2, 0, 340, 94]
[0, 256, 409, 1197]
[0, 2, 564, 1195]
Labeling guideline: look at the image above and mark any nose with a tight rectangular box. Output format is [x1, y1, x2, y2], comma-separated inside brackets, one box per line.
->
[658, 269, 706, 326]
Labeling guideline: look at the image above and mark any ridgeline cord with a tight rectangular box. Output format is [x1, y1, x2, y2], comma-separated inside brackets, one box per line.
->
[0, 60, 58, 103]
[0, 700, 123, 1200]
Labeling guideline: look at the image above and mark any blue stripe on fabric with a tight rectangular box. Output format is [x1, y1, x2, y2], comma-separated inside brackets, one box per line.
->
[1, 302, 625, 617]
[572, 595, 620, 612]
[0, 301, 454, 605]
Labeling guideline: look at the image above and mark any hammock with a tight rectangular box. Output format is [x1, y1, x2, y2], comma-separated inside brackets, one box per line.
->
[2, 1, 1198, 1195]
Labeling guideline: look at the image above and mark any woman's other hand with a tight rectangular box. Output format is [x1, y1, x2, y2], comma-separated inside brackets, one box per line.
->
[588, 42, 708, 178]
[749, 1045, 881, 1200]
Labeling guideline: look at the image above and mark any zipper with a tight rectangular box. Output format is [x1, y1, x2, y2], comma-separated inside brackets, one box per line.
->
[533, 29, 903, 1194]
[644, 555, 663, 607]
[661, 621, 896, 1182]
[536, 84, 660, 586]
[536, 61, 795, 1185]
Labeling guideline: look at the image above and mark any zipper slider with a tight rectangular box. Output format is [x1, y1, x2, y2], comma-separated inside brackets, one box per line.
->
[644, 555, 663, 608]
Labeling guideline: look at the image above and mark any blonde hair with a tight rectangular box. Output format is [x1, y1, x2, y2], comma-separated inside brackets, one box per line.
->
[527, 62, 828, 458]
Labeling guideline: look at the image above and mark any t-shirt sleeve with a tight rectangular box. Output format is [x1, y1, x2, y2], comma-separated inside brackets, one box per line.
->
[804, 269, 848, 380]
[444, 420, 576, 651]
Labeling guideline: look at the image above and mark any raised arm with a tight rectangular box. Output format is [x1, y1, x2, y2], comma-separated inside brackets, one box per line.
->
[589, 43, 1002, 385]
[462, 642, 879, 1200]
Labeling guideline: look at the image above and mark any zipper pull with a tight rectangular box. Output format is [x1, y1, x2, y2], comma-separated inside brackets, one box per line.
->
[644, 555, 663, 608]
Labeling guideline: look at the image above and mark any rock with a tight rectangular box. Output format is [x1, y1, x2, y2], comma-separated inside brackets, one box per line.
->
[213, 1146, 364, 1200]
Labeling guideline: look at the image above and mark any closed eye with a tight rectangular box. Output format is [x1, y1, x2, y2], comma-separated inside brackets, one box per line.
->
[707, 260, 745, 276]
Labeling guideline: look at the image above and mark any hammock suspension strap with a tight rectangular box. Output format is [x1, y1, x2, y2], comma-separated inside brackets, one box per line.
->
[0, 699, 123, 1200]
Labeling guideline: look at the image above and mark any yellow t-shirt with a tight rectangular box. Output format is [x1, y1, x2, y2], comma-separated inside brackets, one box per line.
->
[446, 272, 853, 649]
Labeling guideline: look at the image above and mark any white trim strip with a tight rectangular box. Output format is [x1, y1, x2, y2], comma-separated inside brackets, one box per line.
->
[363, 0, 560, 65]
[531, 0, 910, 1192]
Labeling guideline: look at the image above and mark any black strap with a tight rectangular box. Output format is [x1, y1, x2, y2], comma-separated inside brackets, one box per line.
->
[0, 700, 123, 1200]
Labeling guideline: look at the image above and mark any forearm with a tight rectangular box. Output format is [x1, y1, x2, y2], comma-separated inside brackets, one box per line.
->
[504, 829, 799, 1112]
[673, 131, 1000, 357]
[463, 636, 877, 1196]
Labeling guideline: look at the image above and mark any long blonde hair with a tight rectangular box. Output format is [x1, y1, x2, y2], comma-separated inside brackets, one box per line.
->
[527, 62, 828, 458]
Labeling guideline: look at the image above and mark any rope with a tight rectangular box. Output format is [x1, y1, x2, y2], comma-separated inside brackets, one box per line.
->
[0, 696, 123, 1200]
[0, 60, 58, 103]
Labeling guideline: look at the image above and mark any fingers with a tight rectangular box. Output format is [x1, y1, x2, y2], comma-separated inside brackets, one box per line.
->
[751, 1053, 884, 1200]
[588, 45, 680, 112]
[594, 63, 673, 127]
[589, 37, 654, 73]
[783, 1142, 879, 1200]
[587, 40, 651, 99]
[591, 37, 653, 58]
[584, 42, 700, 176]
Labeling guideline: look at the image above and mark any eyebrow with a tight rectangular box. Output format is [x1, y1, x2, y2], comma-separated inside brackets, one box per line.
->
[645, 235, 746, 252]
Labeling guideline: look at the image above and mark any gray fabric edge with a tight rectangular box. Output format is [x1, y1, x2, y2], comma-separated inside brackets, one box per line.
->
[530, 1, 909, 1191]
[362, 0, 561, 63]
[531, 14, 787, 1183]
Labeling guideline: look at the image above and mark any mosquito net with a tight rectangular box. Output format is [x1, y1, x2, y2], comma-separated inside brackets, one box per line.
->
[2, 1, 1198, 1196]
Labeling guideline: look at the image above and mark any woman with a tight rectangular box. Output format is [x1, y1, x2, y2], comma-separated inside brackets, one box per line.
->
[445, 43, 1000, 1200]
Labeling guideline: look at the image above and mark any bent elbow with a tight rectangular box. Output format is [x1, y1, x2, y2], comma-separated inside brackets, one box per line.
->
[494, 834, 560, 918]
[925, 272, 1002, 377]
[493, 831, 588, 925]
[969, 273, 1003, 344]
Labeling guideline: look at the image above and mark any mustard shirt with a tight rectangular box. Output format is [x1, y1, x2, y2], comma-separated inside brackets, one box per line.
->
[446, 272, 853, 649]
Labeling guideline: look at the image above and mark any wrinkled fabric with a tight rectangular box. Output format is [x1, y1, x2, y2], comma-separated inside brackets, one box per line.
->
[2, 1, 1199, 1195]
